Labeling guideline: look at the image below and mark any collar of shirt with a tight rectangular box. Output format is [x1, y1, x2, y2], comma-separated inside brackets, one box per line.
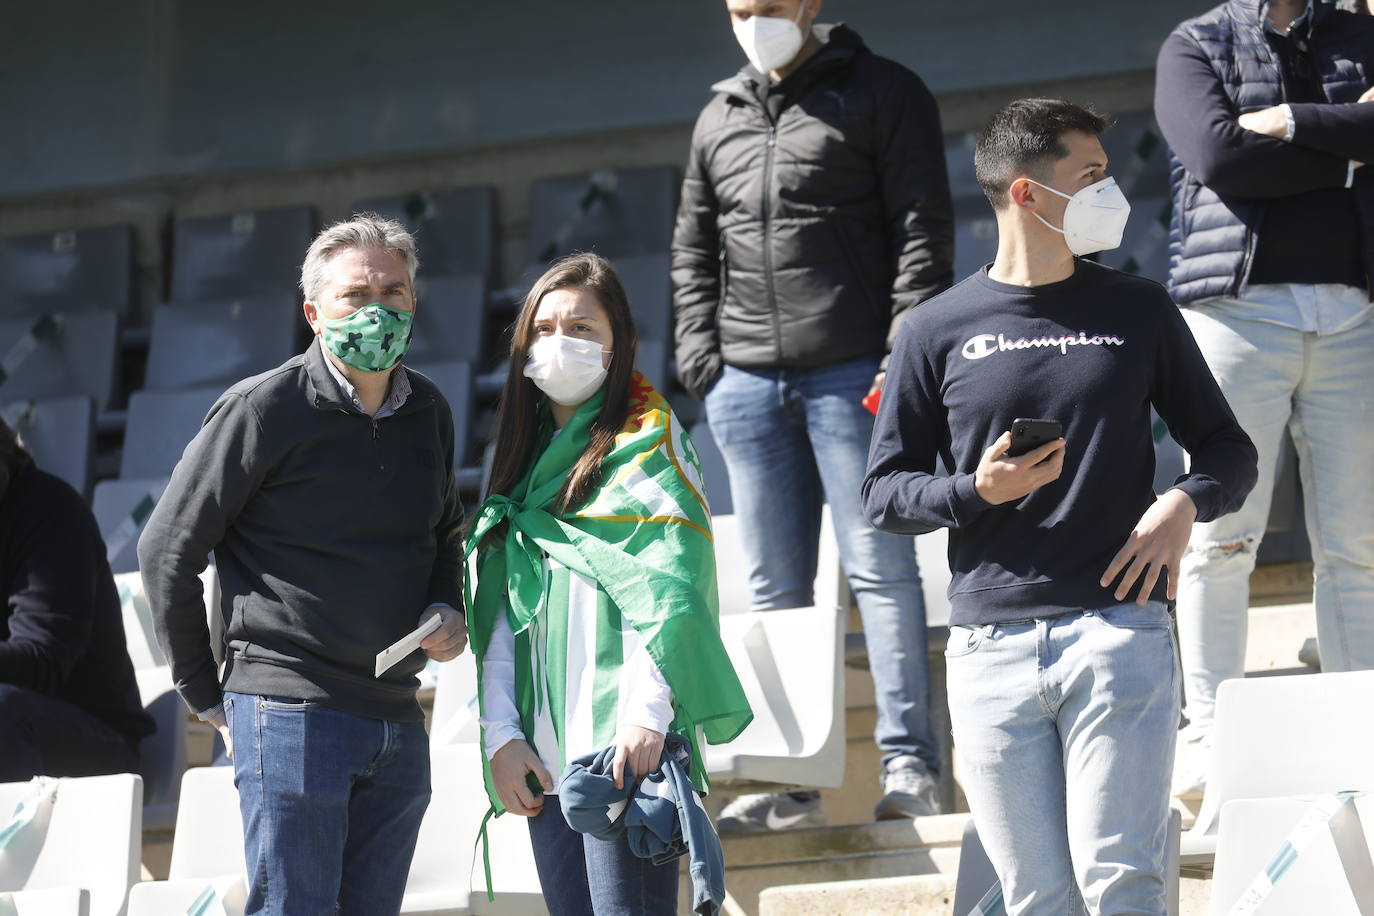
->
[323, 352, 411, 419]
[1264, 1, 1313, 38]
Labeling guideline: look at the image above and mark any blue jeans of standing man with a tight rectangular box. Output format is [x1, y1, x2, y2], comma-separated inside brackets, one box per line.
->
[946, 603, 1180, 915]
[526, 801, 680, 916]
[224, 692, 431, 916]
[705, 356, 937, 772]
[1178, 291, 1374, 736]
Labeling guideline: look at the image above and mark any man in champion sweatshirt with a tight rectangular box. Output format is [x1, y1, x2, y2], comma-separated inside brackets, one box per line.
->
[139, 215, 468, 916]
[863, 100, 1257, 915]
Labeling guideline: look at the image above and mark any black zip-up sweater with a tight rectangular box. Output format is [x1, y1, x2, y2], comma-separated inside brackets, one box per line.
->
[2, 461, 154, 747]
[863, 261, 1258, 626]
[139, 341, 465, 722]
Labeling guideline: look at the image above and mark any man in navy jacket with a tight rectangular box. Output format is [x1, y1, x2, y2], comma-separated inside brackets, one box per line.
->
[1155, 0, 1374, 798]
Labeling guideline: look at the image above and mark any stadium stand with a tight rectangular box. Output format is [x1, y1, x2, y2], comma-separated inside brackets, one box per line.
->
[1181, 671, 1374, 867]
[92, 478, 170, 575]
[0, 225, 135, 322]
[525, 166, 678, 264]
[704, 511, 847, 791]
[0, 396, 95, 499]
[0, 887, 91, 915]
[352, 186, 499, 284]
[407, 360, 474, 467]
[143, 295, 297, 391]
[170, 207, 315, 304]
[0, 310, 119, 412]
[0, 773, 142, 916]
[119, 385, 223, 480]
[406, 274, 489, 367]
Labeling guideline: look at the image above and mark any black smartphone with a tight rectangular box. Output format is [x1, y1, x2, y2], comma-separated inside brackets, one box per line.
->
[1007, 418, 1063, 458]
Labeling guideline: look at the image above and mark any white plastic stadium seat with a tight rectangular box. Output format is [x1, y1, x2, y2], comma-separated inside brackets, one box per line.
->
[429, 650, 481, 747]
[1181, 670, 1374, 865]
[125, 766, 246, 916]
[1210, 794, 1374, 916]
[116, 567, 222, 672]
[0, 888, 90, 916]
[703, 511, 847, 790]
[402, 747, 545, 915]
[0, 774, 141, 916]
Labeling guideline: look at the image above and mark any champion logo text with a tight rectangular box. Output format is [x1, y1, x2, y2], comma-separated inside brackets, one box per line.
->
[961, 330, 1127, 360]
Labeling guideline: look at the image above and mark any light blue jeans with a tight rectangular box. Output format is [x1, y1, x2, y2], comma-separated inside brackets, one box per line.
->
[946, 603, 1180, 915]
[704, 356, 937, 772]
[1179, 293, 1374, 733]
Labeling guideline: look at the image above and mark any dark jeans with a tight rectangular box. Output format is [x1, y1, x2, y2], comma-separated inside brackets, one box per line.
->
[527, 800, 679, 916]
[224, 692, 431, 916]
[0, 683, 139, 781]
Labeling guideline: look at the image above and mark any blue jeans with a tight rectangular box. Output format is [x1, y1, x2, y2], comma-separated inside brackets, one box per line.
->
[705, 356, 936, 771]
[0, 683, 140, 781]
[946, 603, 1180, 915]
[224, 692, 431, 916]
[1179, 297, 1374, 735]
[526, 801, 680, 916]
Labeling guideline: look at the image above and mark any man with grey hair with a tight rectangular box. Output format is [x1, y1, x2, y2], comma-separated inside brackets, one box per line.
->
[140, 213, 467, 915]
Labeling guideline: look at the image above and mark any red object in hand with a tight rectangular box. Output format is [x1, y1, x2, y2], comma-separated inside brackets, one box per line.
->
[862, 389, 881, 415]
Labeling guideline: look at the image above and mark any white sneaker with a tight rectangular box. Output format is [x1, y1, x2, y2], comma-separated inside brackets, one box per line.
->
[875, 755, 940, 820]
[1171, 725, 1211, 799]
[716, 792, 825, 835]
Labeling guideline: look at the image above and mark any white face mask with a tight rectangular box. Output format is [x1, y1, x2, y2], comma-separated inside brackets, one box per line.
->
[523, 334, 611, 407]
[1026, 177, 1132, 256]
[733, 3, 808, 75]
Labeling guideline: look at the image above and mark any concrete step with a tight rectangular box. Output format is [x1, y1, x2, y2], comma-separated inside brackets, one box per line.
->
[756, 873, 1218, 915]
[705, 815, 968, 916]
[759, 874, 956, 916]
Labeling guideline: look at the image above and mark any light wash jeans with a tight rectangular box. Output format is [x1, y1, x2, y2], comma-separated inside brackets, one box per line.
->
[1179, 290, 1374, 733]
[224, 692, 431, 916]
[946, 603, 1180, 916]
[704, 356, 937, 772]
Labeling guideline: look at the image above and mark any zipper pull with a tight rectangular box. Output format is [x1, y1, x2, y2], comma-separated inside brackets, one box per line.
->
[767, 125, 777, 147]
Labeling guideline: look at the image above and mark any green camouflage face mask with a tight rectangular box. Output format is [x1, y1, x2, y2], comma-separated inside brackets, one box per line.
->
[320, 302, 414, 373]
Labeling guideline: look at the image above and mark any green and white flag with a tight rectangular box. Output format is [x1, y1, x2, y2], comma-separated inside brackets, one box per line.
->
[466, 373, 752, 814]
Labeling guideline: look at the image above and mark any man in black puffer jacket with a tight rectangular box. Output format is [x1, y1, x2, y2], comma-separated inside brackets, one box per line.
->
[673, 0, 953, 834]
[1155, 0, 1374, 801]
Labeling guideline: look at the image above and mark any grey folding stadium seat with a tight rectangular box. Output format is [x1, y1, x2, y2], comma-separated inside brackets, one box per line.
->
[611, 252, 672, 349]
[408, 359, 473, 468]
[352, 186, 497, 283]
[170, 206, 315, 303]
[0, 224, 135, 320]
[144, 294, 298, 391]
[526, 166, 678, 263]
[406, 274, 489, 367]
[120, 384, 224, 479]
[0, 309, 120, 410]
[92, 477, 171, 574]
[0, 395, 95, 498]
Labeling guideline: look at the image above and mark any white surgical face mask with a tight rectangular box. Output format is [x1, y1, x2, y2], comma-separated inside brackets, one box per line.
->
[523, 334, 611, 407]
[733, 3, 808, 75]
[1026, 176, 1132, 256]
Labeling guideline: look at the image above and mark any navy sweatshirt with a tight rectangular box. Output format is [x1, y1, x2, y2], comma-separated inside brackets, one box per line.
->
[863, 261, 1258, 626]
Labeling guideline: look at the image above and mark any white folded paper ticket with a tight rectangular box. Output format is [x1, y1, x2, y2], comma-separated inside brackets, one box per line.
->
[375, 613, 444, 678]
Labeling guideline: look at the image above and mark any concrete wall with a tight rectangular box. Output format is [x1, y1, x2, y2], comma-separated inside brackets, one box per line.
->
[5, 0, 1204, 199]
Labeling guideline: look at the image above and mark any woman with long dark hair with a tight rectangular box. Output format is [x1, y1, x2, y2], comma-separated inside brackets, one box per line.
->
[465, 253, 751, 915]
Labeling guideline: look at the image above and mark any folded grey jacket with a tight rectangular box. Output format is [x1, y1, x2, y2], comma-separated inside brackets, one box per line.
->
[559, 734, 725, 916]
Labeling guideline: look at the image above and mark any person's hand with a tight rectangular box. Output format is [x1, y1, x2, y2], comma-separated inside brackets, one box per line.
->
[612, 725, 666, 791]
[1238, 105, 1289, 139]
[866, 371, 887, 401]
[419, 605, 467, 662]
[1358, 86, 1374, 104]
[973, 431, 1066, 506]
[1101, 488, 1198, 605]
[209, 711, 233, 760]
[489, 739, 553, 816]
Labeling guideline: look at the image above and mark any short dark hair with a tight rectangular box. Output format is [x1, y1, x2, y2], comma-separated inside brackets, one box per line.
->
[975, 98, 1109, 210]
